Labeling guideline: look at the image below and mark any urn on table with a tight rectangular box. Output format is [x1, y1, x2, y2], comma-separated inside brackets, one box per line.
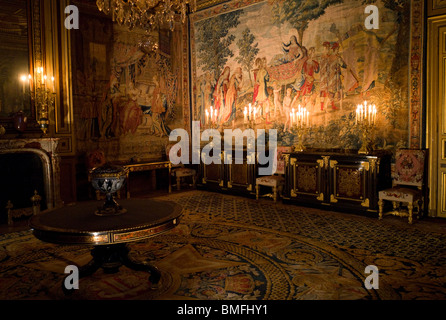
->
[89, 163, 129, 216]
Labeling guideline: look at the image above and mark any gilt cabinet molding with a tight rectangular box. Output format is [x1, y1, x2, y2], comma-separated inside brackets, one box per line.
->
[283, 151, 392, 214]
[197, 148, 257, 196]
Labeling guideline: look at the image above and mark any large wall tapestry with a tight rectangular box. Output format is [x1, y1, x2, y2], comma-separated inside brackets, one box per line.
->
[72, 1, 189, 163]
[190, 0, 424, 151]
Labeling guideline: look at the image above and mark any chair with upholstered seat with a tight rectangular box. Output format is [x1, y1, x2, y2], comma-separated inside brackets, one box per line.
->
[166, 144, 196, 192]
[378, 149, 427, 224]
[256, 146, 292, 202]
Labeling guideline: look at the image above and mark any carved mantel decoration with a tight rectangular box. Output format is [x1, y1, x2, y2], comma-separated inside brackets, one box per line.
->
[0, 138, 62, 210]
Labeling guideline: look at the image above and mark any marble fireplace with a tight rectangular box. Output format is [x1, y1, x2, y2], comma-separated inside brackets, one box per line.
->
[0, 138, 62, 223]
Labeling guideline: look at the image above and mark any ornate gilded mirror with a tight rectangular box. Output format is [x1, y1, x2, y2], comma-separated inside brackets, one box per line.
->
[0, 0, 43, 132]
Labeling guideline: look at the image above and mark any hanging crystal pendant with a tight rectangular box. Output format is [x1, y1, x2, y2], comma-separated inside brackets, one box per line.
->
[96, 0, 197, 44]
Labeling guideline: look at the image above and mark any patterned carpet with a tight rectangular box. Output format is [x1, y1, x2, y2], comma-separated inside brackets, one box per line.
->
[1, 190, 446, 300]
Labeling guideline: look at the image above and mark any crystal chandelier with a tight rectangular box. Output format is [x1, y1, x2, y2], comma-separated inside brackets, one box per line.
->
[96, 0, 196, 33]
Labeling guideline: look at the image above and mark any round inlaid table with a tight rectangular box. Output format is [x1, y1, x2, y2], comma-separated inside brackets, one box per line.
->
[29, 199, 182, 294]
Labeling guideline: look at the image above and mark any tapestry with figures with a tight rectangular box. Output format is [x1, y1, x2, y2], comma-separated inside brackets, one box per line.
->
[71, 2, 189, 163]
[190, 0, 424, 151]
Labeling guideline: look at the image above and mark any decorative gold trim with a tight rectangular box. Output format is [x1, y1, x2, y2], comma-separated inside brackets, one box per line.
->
[247, 184, 252, 191]
[227, 181, 232, 188]
[362, 161, 370, 171]
[329, 160, 338, 169]
[284, 154, 290, 165]
[290, 158, 297, 166]
[291, 190, 297, 197]
[361, 198, 370, 207]
[442, 139, 446, 160]
[441, 172, 446, 213]
[317, 193, 324, 201]
[330, 194, 338, 203]
[89, 167, 129, 179]
[219, 180, 224, 187]
[316, 159, 324, 169]
[323, 156, 330, 169]
[369, 159, 377, 173]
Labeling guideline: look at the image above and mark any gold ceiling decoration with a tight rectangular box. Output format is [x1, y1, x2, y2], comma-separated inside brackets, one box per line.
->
[96, 0, 196, 33]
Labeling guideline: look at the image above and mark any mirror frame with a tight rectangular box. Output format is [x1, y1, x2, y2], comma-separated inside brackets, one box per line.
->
[0, 0, 44, 133]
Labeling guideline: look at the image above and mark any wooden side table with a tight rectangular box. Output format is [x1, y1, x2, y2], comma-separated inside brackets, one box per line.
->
[121, 161, 173, 197]
[29, 199, 182, 293]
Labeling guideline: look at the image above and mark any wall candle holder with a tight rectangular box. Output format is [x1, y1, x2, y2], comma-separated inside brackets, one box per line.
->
[355, 101, 377, 154]
[20, 67, 56, 135]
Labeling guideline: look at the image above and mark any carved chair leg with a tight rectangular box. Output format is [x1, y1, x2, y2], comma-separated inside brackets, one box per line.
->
[416, 198, 423, 219]
[378, 199, 384, 220]
[392, 201, 399, 211]
[256, 184, 259, 200]
[408, 202, 414, 224]
[273, 186, 278, 202]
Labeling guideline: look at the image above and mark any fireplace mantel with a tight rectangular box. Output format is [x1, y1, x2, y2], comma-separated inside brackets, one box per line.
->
[0, 138, 62, 210]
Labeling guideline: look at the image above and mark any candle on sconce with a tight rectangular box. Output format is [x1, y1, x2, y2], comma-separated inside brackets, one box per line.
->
[205, 110, 209, 125]
[214, 109, 217, 124]
[28, 74, 33, 92]
[20, 75, 27, 94]
[37, 67, 44, 84]
[43, 75, 47, 93]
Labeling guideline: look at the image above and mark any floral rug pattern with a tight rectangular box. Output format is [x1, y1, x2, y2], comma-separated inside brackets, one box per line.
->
[1, 190, 446, 300]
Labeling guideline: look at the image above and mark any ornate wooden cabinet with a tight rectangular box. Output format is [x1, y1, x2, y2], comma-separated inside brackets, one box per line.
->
[197, 148, 257, 196]
[283, 150, 392, 213]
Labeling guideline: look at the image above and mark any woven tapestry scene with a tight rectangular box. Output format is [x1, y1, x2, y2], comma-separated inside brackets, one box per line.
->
[1, 190, 446, 300]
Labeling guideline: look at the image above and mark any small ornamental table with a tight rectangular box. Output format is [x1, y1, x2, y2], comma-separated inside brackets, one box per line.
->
[29, 199, 182, 293]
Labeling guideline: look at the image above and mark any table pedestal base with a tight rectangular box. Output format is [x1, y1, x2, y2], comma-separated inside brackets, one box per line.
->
[63, 243, 161, 294]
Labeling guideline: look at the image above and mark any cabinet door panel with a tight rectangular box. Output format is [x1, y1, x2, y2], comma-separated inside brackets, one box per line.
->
[229, 163, 249, 186]
[330, 160, 369, 207]
[291, 158, 325, 202]
[203, 163, 223, 186]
